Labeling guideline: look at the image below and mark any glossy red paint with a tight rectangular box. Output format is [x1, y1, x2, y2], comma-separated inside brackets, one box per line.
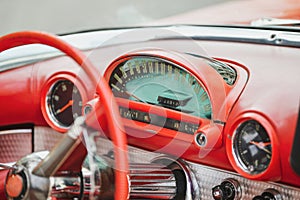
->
[0, 65, 35, 126]
[0, 170, 8, 200]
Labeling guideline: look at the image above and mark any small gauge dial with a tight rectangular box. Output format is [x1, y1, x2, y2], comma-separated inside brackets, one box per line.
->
[46, 79, 83, 128]
[233, 120, 272, 174]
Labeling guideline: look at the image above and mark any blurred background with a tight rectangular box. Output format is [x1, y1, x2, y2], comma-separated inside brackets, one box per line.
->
[0, 0, 232, 35]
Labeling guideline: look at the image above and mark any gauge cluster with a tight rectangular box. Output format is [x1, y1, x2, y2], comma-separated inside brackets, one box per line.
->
[37, 49, 282, 183]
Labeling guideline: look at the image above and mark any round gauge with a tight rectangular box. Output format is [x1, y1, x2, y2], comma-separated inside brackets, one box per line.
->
[233, 120, 272, 174]
[46, 79, 83, 128]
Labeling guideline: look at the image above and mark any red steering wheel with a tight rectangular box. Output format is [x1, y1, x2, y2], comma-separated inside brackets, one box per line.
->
[0, 31, 129, 199]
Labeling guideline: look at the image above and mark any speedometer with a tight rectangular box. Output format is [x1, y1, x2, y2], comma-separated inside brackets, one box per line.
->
[108, 56, 212, 119]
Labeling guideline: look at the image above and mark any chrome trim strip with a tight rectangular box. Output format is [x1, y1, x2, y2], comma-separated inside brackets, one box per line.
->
[0, 129, 31, 135]
[2, 25, 300, 72]
[0, 162, 15, 170]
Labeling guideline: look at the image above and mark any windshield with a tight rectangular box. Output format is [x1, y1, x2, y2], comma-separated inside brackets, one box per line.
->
[0, 0, 231, 36]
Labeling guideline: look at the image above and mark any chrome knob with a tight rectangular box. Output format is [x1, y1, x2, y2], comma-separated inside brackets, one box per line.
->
[253, 188, 282, 200]
[212, 185, 225, 200]
[212, 178, 241, 200]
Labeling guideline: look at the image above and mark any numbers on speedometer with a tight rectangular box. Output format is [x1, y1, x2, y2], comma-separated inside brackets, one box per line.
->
[109, 57, 212, 119]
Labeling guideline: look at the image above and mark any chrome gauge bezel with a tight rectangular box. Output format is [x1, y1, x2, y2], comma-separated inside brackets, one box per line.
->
[232, 119, 272, 175]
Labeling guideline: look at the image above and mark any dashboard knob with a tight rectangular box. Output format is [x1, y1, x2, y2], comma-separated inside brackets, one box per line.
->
[212, 178, 241, 200]
[212, 185, 226, 200]
[262, 188, 282, 200]
[252, 189, 282, 200]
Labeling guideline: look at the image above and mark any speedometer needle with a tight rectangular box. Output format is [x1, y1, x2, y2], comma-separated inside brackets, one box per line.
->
[250, 141, 272, 155]
[55, 100, 73, 114]
[125, 91, 147, 104]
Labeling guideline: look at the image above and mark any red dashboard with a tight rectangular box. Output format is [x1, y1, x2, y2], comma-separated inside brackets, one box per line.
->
[0, 26, 299, 199]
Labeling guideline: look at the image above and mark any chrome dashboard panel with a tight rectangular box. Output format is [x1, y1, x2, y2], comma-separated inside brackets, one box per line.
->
[0, 128, 32, 163]
[29, 126, 300, 199]
[96, 137, 300, 200]
[1, 124, 300, 200]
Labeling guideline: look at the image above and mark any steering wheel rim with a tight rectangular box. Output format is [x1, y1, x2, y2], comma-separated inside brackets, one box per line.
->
[0, 31, 129, 199]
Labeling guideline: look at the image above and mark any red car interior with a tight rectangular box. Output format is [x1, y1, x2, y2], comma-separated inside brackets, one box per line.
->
[0, 1, 300, 199]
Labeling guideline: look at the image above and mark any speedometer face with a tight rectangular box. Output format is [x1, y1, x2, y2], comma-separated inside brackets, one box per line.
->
[46, 80, 83, 128]
[233, 120, 272, 174]
[109, 57, 212, 119]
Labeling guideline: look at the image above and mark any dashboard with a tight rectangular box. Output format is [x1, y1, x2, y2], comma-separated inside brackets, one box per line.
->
[0, 26, 300, 199]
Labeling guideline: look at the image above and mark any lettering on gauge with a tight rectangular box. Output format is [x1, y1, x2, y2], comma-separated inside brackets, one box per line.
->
[119, 106, 199, 134]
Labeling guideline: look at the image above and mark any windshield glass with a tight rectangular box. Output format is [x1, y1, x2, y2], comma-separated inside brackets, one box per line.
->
[0, 0, 231, 36]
